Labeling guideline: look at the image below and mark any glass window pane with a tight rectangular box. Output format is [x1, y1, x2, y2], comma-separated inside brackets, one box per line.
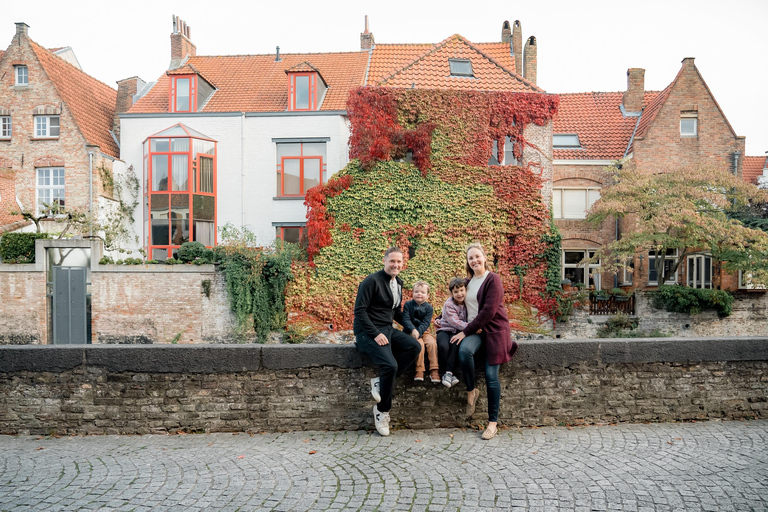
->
[152, 139, 170, 152]
[303, 158, 321, 192]
[295, 75, 310, 109]
[587, 189, 600, 209]
[283, 159, 301, 195]
[171, 138, 189, 152]
[562, 190, 587, 219]
[199, 157, 214, 193]
[50, 117, 59, 137]
[152, 248, 168, 261]
[176, 78, 190, 111]
[552, 190, 562, 218]
[681, 118, 697, 136]
[36, 117, 46, 137]
[152, 155, 168, 191]
[277, 143, 302, 159]
[553, 134, 581, 148]
[564, 251, 583, 265]
[301, 142, 326, 158]
[193, 195, 215, 221]
[150, 195, 169, 246]
[172, 154, 188, 191]
[170, 195, 189, 246]
[194, 221, 215, 246]
[282, 227, 302, 244]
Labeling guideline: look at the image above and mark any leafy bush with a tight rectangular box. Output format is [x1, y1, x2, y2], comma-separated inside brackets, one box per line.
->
[99, 255, 114, 265]
[650, 285, 734, 317]
[596, 313, 670, 338]
[177, 241, 213, 263]
[0, 233, 50, 263]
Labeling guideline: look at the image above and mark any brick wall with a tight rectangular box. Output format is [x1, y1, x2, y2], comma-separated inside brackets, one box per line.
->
[0, 266, 46, 344]
[553, 164, 616, 249]
[0, 340, 765, 435]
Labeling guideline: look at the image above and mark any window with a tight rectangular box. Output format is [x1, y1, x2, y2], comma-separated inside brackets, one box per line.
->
[0, 116, 10, 139]
[276, 142, 327, 196]
[15, 66, 28, 86]
[36, 167, 65, 214]
[552, 188, 600, 219]
[489, 136, 519, 166]
[35, 115, 59, 138]
[562, 250, 601, 289]
[276, 225, 305, 244]
[553, 134, 581, 149]
[621, 259, 634, 286]
[686, 254, 712, 289]
[288, 73, 324, 111]
[648, 249, 679, 285]
[449, 59, 473, 77]
[175, 78, 191, 112]
[738, 271, 767, 290]
[680, 112, 698, 137]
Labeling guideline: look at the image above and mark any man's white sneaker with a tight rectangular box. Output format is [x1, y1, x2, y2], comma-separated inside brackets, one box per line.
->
[370, 377, 381, 403]
[373, 405, 390, 436]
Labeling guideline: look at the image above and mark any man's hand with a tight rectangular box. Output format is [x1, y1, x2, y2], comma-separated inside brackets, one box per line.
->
[410, 329, 419, 339]
[374, 333, 389, 346]
[450, 331, 466, 344]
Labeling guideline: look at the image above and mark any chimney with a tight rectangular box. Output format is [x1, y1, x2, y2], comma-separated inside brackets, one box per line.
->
[682, 57, 695, 69]
[501, 20, 511, 42]
[360, 15, 375, 50]
[623, 68, 645, 113]
[15, 22, 29, 38]
[113, 77, 145, 142]
[169, 15, 196, 70]
[275, 46, 281, 62]
[511, 20, 522, 75]
[523, 36, 537, 85]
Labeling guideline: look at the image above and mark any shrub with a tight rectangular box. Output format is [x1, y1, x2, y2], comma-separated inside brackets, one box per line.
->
[596, 313, 670, 338]
[650, 285, 734, 317]
[177, 241, 213, 263]
[0, 232, 50, 263]
[99, 255, 115, 265]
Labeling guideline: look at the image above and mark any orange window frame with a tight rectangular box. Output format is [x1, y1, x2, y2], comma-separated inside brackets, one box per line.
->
[288, 73, 317, 111]
[168, 75, 197, 113]
[277, 155, 324, 197]
[277, 226, 305, 243]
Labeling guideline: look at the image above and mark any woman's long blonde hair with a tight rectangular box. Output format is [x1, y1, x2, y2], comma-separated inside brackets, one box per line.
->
[465, 242, 494, 278]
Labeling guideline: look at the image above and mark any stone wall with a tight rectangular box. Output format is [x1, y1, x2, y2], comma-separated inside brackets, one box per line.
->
[1, 339, 765, 435]
[555, 290, 768, 338]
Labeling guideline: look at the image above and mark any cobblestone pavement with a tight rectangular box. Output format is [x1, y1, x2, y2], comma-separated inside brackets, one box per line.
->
[1, 420, 766, 512]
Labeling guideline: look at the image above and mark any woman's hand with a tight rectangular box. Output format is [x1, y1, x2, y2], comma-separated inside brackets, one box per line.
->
[450, 331, 466, 344]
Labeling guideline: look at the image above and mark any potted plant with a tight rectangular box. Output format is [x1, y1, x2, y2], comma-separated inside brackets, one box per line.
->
[561, 278, 572, 292]
[574, 282, 586, 291]
[611, 287, 630, 302]
[593, 288, 610, 301]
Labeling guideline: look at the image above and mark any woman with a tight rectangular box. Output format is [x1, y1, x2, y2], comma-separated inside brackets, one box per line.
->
[450, 242, 518, 440]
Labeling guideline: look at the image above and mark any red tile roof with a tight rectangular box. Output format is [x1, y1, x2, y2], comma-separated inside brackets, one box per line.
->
[129, 51, 369, 113]
[743, 156, 767, 185]
[374, 34, 540, 92]
[553, 91, 659, 161]
[30, 41, 119, 158]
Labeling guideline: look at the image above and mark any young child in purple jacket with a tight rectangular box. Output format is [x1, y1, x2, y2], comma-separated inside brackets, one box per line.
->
[435, 277, 468, 388]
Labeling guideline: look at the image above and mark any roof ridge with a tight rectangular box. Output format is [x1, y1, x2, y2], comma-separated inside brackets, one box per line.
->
[460, 35, 542, 92]
[377, 34, 460, 85]
[30, 40, 116, 91]
[191, 50, 369, 59]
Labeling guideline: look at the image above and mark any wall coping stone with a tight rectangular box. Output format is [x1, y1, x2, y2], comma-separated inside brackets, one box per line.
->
[94, 264, 217, 273]
[0, 264, 41, 272]
[1, 337, 766, 374]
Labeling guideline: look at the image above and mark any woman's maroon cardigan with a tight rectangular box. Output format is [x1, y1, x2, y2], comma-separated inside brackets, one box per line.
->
[461, 272, 518, 365]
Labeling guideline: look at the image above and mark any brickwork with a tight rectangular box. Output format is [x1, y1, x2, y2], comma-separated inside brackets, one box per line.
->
[0, 341, 764, 435]
[523, 120, 553, 204]
[553, 164, 616, 250]
[0, 268, 46, 344]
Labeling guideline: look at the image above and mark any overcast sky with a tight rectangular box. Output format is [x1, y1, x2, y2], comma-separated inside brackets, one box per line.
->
[3, 0, 766, 156]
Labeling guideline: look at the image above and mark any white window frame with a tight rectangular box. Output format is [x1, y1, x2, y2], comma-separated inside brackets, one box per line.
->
[489, 136, 520, 166]
[686, 253, 712, 289]
[562, 249, 601, 289]
[621, 259, 634, 286]
[34, 115, 60, 138]
[648, 249, 679, 285]
[15, 65, 28, 86]
[552, 187, 601, 219]
[680, 112, 698, 137]
[0, 116, 10, 139]
[738, 270, 767, 290]
[36, 167, 65, 215]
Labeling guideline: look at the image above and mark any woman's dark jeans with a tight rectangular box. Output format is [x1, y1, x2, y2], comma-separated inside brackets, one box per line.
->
[458, 334, 501, 422]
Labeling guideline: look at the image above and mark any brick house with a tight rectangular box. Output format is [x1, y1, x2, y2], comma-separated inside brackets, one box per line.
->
[0, 22, 137, 239]
[553, 57, 752, 292]
[120, 17, 545, 260]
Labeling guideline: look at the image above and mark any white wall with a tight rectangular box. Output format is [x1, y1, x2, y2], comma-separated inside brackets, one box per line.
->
[120, 112, 351, 250]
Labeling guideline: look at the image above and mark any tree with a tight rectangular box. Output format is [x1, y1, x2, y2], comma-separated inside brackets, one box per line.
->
[586, 163, 768, 287]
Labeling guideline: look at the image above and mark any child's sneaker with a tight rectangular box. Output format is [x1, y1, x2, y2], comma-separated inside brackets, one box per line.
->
[442, 372, 454, 388]
[429, 370, 440, 383]
[450, 374, 460, 387]
[414, 371, 424, 382]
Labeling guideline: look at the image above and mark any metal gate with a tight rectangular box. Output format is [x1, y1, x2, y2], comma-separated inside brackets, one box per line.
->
[51, 266, 89, 344]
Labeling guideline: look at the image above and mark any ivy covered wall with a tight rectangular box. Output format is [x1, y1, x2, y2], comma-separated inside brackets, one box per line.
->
[286, 88, 560, 331]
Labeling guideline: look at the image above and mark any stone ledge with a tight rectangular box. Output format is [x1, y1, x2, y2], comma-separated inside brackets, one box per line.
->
[1, 337, 766, 374]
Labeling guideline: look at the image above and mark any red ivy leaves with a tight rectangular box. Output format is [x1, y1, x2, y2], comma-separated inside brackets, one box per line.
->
[304, 175, 353, 264]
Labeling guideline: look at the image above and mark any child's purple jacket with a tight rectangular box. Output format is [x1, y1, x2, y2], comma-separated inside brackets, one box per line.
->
[437, 297, 467, 333]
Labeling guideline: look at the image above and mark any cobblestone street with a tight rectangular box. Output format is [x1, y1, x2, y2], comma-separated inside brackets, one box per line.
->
[1, 420, 766, 511]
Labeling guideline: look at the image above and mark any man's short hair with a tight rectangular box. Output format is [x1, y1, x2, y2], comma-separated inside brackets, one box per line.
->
[413, 280, 430, 293]
[383, 246, 403, 259]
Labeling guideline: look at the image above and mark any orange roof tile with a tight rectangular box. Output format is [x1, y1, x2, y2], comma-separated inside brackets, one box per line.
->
[130, 51, 369, 114]
[30, 41, 118, 158]
[375, 34, 540, 93]
[743, 156, 767, 185]
[553, 91, 659, 161]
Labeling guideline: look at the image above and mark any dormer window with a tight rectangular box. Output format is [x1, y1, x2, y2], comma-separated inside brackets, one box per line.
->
[553, 134, 582, 149]
[449, 59, 473, 77]
[15, 65, 28, 86]
[168, 74, 215, 113]
[286, 64, 327, 112]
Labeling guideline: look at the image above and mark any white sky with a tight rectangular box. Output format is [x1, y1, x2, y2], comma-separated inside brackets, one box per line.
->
[3, 0, 767, 156]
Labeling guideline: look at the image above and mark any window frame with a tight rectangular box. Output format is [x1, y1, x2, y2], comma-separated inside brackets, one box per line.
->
[562, 249, 601, 289]
[648, 249, 679, 286]
[553, 133, 582, 149]
[34, 115, 60, 138]
[275, 141, 327, 197]
[552, 187, 601, 220]
[686, 253, 712, 289]
[738, 270, 767, 290]
[680, 112, 698, 138]
[36, 167, 65, 215]
[288, 73, 318, 111]
[168, 75, 197, 113]
[0, 116, 10, 139]
[448, 59, 474, 77]
[15, 65, 28, 86]
[275, 225, 306, 245]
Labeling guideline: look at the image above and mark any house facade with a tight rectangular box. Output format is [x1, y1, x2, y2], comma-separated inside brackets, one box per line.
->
[0, 22, 134, 239]
[553, 58, 750, 291]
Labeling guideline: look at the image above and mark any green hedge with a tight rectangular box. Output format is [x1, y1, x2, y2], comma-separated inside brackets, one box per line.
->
[0, 233, 50, 263]
[650, 285, 734, 317]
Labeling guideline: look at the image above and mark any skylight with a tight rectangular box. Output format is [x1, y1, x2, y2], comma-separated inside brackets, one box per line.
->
[553, 134, 581, 149]
[449, 59, 473, 77]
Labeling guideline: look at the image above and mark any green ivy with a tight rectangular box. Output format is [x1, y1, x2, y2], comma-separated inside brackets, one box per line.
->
[650, 285, 734, 317]
[0, 232, 50, 263]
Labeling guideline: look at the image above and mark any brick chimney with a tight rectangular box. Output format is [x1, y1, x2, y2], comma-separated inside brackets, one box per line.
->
[523, 36, 537, 85]
[501, 20, 511, 42]
[511, 20, 522, 75]
[15, 22, 29, 38]
[169, 15, 196, 70]
[360, 15, 375, 50]
[623, 68, 645, 113]
[112, 77, 146, 142]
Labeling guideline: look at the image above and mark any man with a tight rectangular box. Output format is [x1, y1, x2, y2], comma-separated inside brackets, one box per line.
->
[354, 247, 421, 436]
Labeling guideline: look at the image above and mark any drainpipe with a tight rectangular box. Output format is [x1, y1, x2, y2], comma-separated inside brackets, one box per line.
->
[732, 151, 741, 176]
[88, 152, 93, 237]
[241, 112, 246, 227]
